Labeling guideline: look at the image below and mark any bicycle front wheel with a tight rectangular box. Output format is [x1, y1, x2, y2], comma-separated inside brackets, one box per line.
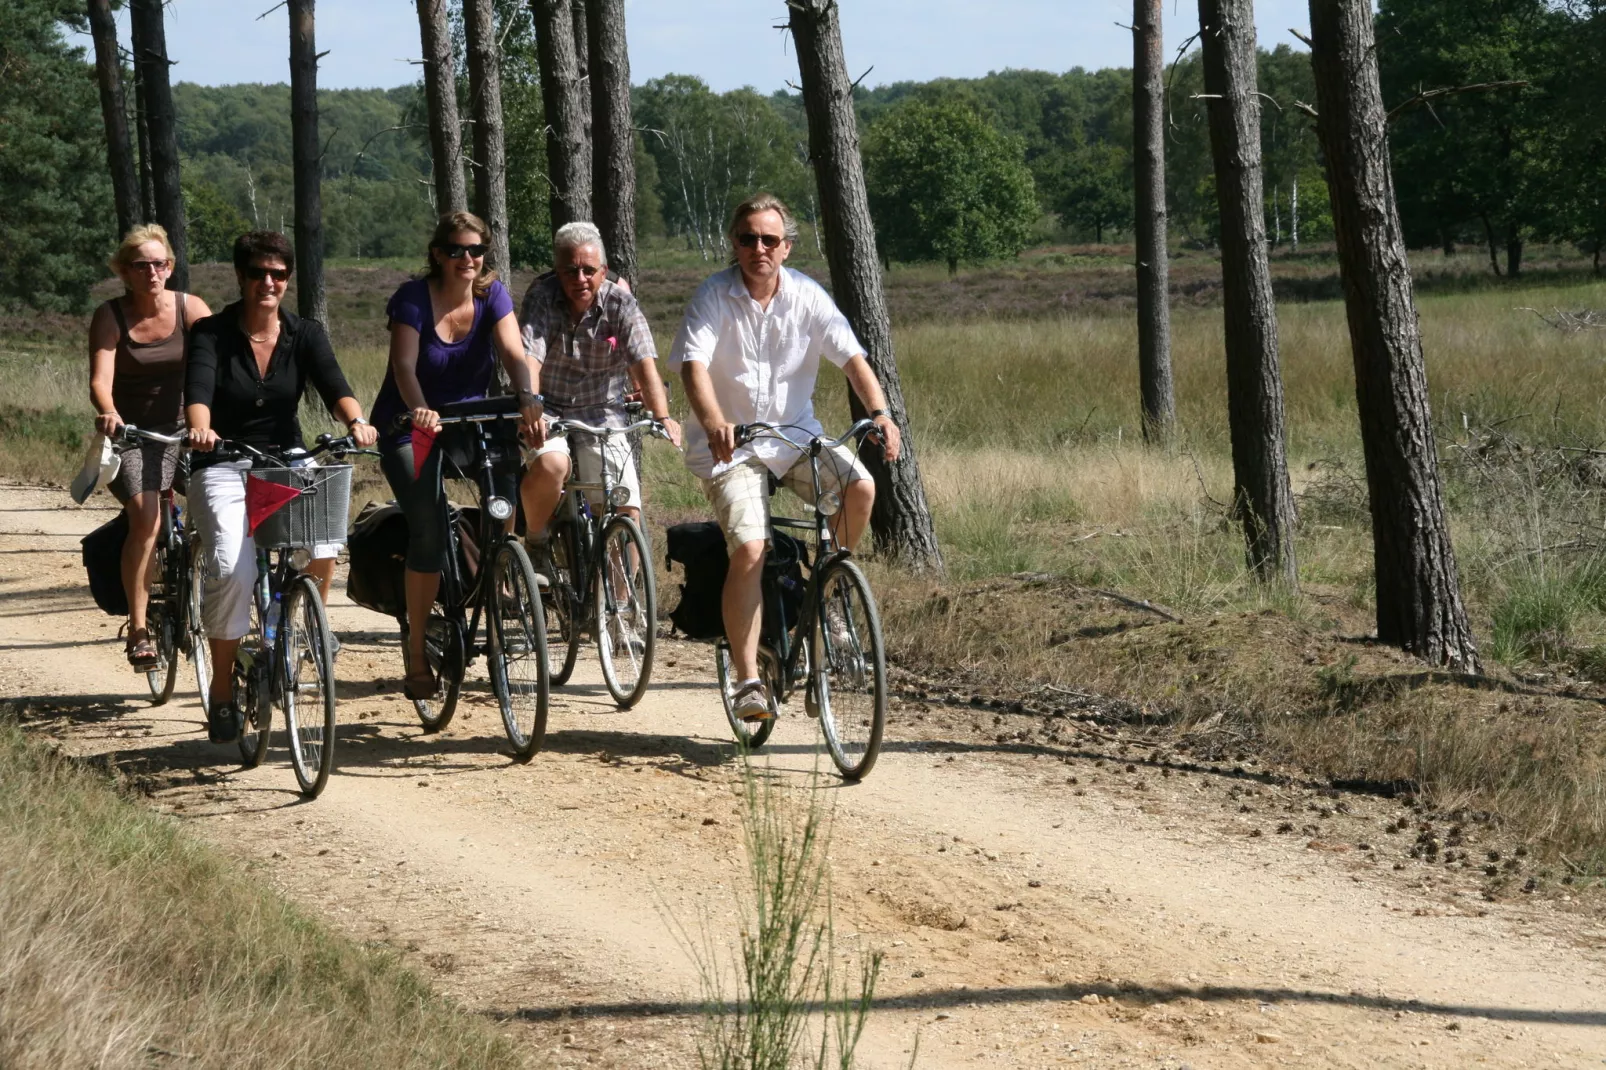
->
[402, 612, 464, 732]
[282, 574, 337, 797]
[187, 537, 212, 706]
[487, 541, 550, 761]
[595, 515, 656, 709]
[146, 603, 179, 706]
[812, 559, 887, 781]
[545, 522, 583, 685]
[715, 639, 776, 750]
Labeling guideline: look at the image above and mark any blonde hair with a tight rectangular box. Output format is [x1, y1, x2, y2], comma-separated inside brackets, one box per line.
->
[425, 211, 499, 299]
[108, 223, 174, 273]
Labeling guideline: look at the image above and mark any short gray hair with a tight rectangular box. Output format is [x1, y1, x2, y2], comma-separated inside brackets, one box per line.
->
[553, 221, 607, 264]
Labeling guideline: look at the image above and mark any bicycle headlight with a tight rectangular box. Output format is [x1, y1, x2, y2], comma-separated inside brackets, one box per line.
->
[288, 547, 312, 571]
[487, 495, 514, 521]
[817, 490, 842, 517]
[609, 485, 631, 507]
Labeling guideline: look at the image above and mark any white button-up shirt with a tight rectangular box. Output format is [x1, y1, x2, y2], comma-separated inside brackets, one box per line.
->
[669, 265, 864, 479]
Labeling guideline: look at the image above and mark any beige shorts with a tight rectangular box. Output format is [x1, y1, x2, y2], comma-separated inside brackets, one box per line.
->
[526, 426, 641, 508]
[702, 448, 869, 553]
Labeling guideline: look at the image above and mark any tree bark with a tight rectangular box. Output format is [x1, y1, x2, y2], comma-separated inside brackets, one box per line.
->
[464, 0, 511, 273]
[1132, 0, 1175, 443]
[531, 0, 592, 231]
[1198, 0, 1297, 585]
[1309, 0, 1480, 671]
[1505, 225, 1523, 279]
[787, 0, 944, 574]
[133, 59, 155, 224]
[129, 0, 187, 291]
[587, 0, 638, 288]
[571, 0, 592, 177]
[1482, 214, 1503, 277]
[88, 0, 140, 239]
[289, 0, 326, 324]
[416, 0, 466, 214]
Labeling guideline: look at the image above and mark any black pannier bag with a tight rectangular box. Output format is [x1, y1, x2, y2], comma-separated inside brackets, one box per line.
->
[346, 501, 485, 619]
[81, 511, 130, 617]
[664, 521, 808, 643]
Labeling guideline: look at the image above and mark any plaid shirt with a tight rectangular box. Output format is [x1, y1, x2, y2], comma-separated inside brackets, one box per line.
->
[518, 273, 657, 428]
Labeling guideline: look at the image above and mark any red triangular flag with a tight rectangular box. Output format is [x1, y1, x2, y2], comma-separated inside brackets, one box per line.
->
[245, 475, 302, 535]
[412, 423, 438, 479]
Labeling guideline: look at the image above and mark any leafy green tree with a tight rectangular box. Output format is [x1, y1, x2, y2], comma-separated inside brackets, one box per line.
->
[1048, 142, 1130, 241]
[0, 0, 114, 312]
[183, 178, 250, 262]
[863, 98, 1036, 273]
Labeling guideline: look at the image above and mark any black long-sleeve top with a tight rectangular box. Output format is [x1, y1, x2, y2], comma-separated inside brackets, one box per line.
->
[186, 302, 355, 470]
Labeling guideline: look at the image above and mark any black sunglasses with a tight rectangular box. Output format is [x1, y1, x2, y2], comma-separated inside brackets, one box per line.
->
[737, 232, 785, 250]
[437, 242, 488, 259]
[244, 265, 291, 282]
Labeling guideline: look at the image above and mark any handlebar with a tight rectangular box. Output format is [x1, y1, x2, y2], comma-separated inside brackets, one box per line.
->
[734, 418, 880, 453]
[111, 424, 187, 448]
[549, 417, 669, 441]
[209, 433, 370, 466]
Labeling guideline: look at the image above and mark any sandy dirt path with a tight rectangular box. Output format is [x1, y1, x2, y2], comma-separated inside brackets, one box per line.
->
[3, 481, 1604, 1069]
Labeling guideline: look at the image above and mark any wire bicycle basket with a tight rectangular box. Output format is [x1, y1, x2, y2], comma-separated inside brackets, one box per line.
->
[252, 463, 354, 549]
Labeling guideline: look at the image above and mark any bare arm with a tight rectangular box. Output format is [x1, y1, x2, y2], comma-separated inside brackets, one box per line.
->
[387, 321, 439, 433]
[491, 310, 544, 447]
[842, 355, 901, 462]
[681, 360, 734, 464]
[88, 304, 120, 435]
[185, 293, 213, 321]
[628, 359, 681, 448]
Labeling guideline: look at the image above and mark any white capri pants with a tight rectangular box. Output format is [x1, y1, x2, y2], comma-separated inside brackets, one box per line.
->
[190, 459, 338, 641]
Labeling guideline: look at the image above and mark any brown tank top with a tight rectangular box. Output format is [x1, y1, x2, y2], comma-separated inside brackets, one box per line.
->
[108, 291, 188, 428]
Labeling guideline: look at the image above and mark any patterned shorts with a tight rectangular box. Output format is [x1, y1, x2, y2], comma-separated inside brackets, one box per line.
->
[109, 425, 183, 503]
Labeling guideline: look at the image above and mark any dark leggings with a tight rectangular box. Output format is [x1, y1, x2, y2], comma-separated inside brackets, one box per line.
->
[381, 439, 518, 572]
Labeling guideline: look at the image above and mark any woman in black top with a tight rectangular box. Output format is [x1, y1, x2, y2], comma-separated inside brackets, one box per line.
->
[185, 231, 377, 743]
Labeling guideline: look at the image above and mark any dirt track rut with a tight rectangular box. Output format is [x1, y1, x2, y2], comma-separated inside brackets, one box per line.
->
[3, 481, 1604, 1069]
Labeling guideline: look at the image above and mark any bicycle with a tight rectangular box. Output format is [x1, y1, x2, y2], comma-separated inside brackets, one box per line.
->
[395, 397, 551, 761]
[214, 434, 366, 797]
[110, 425, 208, 708]
[542, 413, 671, 708]
[712, 419, 888, 781]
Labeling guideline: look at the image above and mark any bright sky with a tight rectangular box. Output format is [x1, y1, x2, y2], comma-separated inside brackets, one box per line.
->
[80, 0, 1315, 92]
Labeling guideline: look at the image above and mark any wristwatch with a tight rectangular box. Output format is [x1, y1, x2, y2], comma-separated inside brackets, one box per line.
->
[869, 408, 890, 419]
[347, 416, 370, 430]
[518, 390, 544, 406]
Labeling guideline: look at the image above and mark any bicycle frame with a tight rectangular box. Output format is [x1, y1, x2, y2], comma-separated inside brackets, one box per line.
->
[547, 416, 663, 617]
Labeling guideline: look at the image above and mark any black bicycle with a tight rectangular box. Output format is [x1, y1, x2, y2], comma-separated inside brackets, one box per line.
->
[215, 434, 365, 797]
[713, 420, 888, 781]
[110, 425, 207, 707]
[397, 397, 551, 761]
[543, 414, 670, 708]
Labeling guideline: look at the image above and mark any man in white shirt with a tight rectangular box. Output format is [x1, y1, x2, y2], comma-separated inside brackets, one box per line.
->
[669, 192, 901, 723]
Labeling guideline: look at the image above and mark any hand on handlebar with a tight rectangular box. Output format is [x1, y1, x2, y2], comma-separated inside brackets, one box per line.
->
[95, 412, 123, 438]
[350, 421, 378, 449]
[519, 399, 546, 450]
[707, 421, 738, 464]
[660, 416, 683, 449]
[188, 427, 220, 452]
[410, 406, 440, 433]
[871, 414, 902, 462]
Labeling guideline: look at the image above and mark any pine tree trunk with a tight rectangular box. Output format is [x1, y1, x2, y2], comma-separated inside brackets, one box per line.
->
[133, 62, 155, 223]
[571, 0, 592, 175]
[289, 0, 326, 324]
[531, 0, 592, 231]
[88, 0, 139, 239]
[787, 0, 944, 574]
[1505, 225, 1523, 279]
[1309, 0, 1480, 671]
[1199, 0, 1297, 585]
[416, 0, 465, 214]
[130, 0, 187, 290]
[587, 0, 638, 288]
[465, 0, 511, 273]
[1132, 0, 1175, 443]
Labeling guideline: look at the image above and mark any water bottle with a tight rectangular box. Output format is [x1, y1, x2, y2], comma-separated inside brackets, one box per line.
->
[264, 592, 282, 645]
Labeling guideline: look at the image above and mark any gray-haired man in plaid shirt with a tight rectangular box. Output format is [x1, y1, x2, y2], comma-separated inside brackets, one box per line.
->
[518, 221, 681, 552]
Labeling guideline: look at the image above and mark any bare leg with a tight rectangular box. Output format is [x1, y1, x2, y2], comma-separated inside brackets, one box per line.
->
[403, 568, 441, 667]
[723, 539, 766, 681]
[207, 637, 240, 708]
[518, 451, 570, 542]
[122, 491, 161, 641]
[833, 477, 875, 552]
[303, 557, 336, 602]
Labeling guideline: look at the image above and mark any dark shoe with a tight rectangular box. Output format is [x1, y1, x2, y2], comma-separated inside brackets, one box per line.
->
[207, 700, 243, 744]
[403, 666, 438, 701]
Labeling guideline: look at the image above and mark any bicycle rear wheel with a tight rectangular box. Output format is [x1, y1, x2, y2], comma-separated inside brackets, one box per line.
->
[146, 603, 179, 706]
[402, 612, 464, 732]
[596, 515, 656, 709]
[235, 601, 270, 769]
[187, 537, 212, 705]
[715, 639, 777, 749]
[487, 541, 549, 761]
[812, 559, 886, 781]
[544, 521, 583, 685]
[282, 574, 337, 797]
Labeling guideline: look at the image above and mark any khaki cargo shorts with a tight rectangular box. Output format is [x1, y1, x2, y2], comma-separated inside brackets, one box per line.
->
[702, 447, 869, 553]
[526, 425, 641, 508]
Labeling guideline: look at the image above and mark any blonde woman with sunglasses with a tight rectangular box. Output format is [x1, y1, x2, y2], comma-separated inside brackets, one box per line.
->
[87, 223, 212, 671]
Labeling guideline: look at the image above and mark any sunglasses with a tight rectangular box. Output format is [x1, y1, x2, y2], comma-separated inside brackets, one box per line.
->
[438, 242, 488, 259]
[244, 265, 291, 282]
[737, 232, 785, 250]
[559, 264, 603, 280]
[128, 259, 170, 273]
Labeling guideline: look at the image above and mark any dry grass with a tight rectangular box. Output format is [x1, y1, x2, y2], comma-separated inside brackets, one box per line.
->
[0, 714, 529, 1070]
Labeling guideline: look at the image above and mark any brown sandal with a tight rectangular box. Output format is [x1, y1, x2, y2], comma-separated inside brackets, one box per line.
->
[403, 666, 438, 701]
[127, 631, 160, 671]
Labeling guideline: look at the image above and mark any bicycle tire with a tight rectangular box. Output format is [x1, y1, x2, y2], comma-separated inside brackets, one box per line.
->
[187, 537, 212, 706]
[282, 574, 337, 797]
[146, 608, 179, 706]
[403, 612, 464, 732]
[813, 558, 887, 781]
[235, 600, 270, 769]
[595, 515, 656, 709]
[487, 541, 550, 762]
[545, 521, 583, 685]
[715, 639, 776, 749]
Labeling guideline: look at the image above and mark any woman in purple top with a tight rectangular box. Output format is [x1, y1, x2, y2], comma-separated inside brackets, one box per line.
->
[372, 211, 542, 699]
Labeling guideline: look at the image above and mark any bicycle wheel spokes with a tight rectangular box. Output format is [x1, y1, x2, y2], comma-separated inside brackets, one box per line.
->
[405, 613, 464, 732]
[489, 541, 549, 761]
[146, 606, 179, 706]
[544, 525, 582, 685]
[814, 559, 886, 781]
[595, 516, 655, 709]
[283, 575, 337, 797]
[716, 639, 776, 750]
